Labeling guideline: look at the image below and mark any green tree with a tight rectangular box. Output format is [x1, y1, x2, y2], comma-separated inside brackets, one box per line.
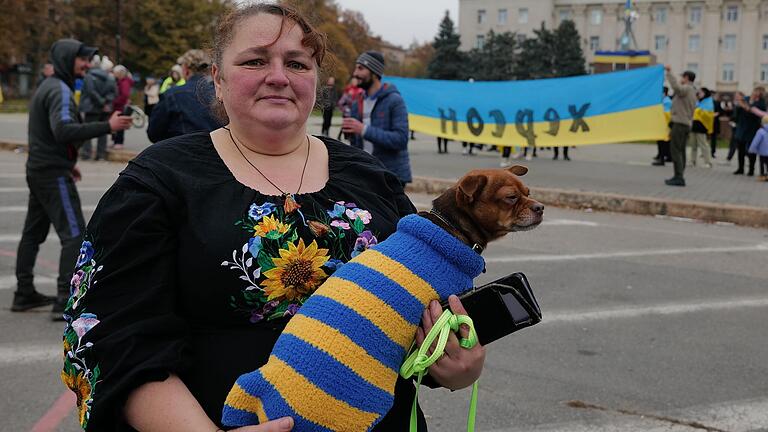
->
[553, 20, 586, 77]
[467, 31, 518, 81]
[427, 11, 466, 80]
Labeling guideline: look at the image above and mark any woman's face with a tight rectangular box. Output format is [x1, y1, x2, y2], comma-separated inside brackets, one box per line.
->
[213, 13, 318, 131]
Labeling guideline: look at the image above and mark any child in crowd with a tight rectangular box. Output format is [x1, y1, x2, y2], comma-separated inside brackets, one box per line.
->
[748, 118, 768, 181]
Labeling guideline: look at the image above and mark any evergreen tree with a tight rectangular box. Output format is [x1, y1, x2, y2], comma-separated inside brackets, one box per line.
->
[553, 20, 586, 77]
[472, 31, 518, 81]
[427, 11, 467, 80]
[513, 24, 555, 80]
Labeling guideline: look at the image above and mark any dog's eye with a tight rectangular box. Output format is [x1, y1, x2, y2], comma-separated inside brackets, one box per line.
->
[505, 196, 519, 204]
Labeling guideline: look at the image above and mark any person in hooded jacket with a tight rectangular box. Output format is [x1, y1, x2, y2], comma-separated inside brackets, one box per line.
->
[13, 38, 132, 320]
[341, 51, 412, 185]
[79, 55, 117, 160]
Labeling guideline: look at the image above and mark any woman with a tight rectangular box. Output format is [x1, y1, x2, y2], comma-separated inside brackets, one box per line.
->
[60, 4, 484, 431]
[143, 76, 160, 118]
[689, 87, 714, 168]
[111, 65, 133, 149]
[734, 87, 767, 175]
[160, 64, 186, 94]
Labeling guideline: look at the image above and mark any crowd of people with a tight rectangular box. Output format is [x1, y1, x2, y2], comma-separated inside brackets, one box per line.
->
[657, 66, 767, 186]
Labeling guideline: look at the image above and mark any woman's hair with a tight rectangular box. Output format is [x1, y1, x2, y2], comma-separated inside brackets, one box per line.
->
[210, 3, 329, 124]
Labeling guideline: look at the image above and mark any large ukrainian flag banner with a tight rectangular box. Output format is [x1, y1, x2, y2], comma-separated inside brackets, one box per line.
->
[384, 65, 667, 147]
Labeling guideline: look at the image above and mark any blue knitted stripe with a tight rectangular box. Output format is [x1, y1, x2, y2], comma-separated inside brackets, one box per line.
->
[333, 262, 424, 325]
[221, 405, 260, 427]
[273, 334, 394, 415]
[299, 296, 405, 371]
[374, 237, 474, 300]
[226, 372, 334, 431]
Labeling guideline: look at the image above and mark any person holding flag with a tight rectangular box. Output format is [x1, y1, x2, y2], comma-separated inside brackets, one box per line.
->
[653, 86, 673, 166]
[689, 87, 715, 168]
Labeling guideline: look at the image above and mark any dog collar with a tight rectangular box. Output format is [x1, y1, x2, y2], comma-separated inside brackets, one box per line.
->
[429, 209, 485, 255]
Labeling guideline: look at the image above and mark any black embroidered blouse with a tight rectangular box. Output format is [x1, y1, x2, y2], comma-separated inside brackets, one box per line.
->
[60, 133, 430, 431]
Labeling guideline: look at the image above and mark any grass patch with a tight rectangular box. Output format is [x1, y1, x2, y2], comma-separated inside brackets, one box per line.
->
[0, 98, 30, 113]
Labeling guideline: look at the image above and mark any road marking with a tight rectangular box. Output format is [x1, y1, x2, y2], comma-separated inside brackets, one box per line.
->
[30, 391, 76, 432]
[0, 186, 106, 192]
[542, 297, 768, 325]
[486, 243, 768, 263]
[0, 204, 97, 213]
[485, 397, 768, 432]
[0, 275, 56, 290]
[0, 234, 21, 243]
[0, 343, 61, 365]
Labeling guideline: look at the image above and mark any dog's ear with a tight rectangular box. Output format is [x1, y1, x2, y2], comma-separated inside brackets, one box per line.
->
[457, 174, 488, 205]
[507, 165, 528, 176]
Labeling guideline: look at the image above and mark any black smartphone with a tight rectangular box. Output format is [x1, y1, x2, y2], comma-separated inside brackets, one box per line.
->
[441, 272, 541, 345]
[122, 105, 134, 116]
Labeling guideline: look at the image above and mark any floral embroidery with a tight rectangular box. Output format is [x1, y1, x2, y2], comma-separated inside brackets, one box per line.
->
[225, 197, 379, 323]
[62, 240, 103, 429]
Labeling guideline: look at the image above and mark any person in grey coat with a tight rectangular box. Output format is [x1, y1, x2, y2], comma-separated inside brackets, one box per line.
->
[13, 38, 131, 320]
[79, 56, 116, 160]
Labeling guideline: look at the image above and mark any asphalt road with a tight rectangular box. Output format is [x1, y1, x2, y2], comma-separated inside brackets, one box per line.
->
[1, 150, 767, 431]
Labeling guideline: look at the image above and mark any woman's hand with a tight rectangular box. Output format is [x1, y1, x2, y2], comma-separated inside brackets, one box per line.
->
[229, 417, 293, 431]
[414, 296, 486, 390]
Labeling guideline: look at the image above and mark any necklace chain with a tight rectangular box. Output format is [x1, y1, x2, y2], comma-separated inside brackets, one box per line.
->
[224, 126, 311, 196]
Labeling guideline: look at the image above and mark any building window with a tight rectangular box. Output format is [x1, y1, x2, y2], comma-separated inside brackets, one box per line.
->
[689, 6, 702, 24]
[498, 9, 508, 25]
[725, 5, 738, 22]
[559, 9, 572, 22]
[654, 7, 668, 24]
[518, 8, 529, 24]
[723, 34, 737, 51]
[688, 35, 701, 52]
[761, 64, 768, 82]
[590, 9, 602, 25]
[476, 34, 485, 49]
[655, 35, 667, 51]
[478, 9, 486, 24]
[589, 36, 600, 51]
[722, 63, 735, 82]
[686, 63, 699, 75]
[763, 35, 768, 50]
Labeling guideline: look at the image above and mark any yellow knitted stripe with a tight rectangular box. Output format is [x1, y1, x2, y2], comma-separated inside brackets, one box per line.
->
[319, 277, 417, 349]
[284, 314, 397, 393]
[225, 382, 269, 424]
[353, 249, 439, 306]
[262, 355, 379, 431]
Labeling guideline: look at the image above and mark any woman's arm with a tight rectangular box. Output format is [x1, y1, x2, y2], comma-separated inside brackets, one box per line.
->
[125, 374, 294, 432]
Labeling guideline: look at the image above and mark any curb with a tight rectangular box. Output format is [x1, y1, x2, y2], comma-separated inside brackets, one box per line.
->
[407, 176, 768, 229]
[3, 141, 767, 228]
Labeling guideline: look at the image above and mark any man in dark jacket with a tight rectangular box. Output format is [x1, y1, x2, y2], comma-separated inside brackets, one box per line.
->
[79, 56, 116, 160]
[147, 49, 223, 143]
[14, 38, 132, 319]
[342, 51, 412, 184]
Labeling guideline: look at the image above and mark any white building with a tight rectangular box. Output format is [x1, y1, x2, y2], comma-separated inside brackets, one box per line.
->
[458, 0, 768, 91]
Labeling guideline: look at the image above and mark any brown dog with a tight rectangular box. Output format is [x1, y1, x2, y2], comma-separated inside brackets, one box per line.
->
[420, 165, 544, 253]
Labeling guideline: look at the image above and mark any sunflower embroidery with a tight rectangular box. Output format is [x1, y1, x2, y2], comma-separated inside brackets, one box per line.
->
[261, 238, 330, 301]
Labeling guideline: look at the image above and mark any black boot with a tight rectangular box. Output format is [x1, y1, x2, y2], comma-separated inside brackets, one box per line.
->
[11, 291, 56, 312]
[50, 297, 68, 321]
[665, 177, 686, 187]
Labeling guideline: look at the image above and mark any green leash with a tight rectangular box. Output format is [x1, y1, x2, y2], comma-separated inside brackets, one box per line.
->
[400, 309, 480, 432]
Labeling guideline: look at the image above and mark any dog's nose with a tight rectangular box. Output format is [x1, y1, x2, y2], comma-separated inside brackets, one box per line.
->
[531, 203, 544, 214]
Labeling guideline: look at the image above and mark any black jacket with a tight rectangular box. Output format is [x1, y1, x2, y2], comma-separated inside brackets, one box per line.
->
[79, 68, 117, 114]
[27, 39, 111, 176]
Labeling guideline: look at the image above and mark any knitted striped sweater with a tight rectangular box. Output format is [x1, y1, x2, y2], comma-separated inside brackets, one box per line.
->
[222, 214, 485, 431]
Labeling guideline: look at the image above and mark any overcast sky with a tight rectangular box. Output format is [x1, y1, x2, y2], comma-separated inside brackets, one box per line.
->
[334, 0, 459, 48]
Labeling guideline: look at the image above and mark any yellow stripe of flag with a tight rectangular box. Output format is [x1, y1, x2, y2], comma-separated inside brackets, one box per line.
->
[261, 355, 380, 431]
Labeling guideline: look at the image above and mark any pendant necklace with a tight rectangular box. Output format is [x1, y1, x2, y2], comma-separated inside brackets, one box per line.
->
[223, 126, 310, 209]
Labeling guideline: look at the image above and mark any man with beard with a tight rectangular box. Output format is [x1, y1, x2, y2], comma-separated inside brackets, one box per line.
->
[13, 39, 132, 320]
[341, 51, 412, 185]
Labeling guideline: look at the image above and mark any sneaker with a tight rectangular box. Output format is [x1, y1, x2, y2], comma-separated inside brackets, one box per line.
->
[11, 291, 56, 312]
[510, 152, 521, 159]
[500, 159, 511, 168]
[651, 160, 665, 166]
[462, 148, 469, 155]
[733, 169, 744, 175]
[112, 144, 124, 150]
[757, 175, 767, 182]
[665, 177, 686, 187]
[564, 155, 571, 161]
[703, 163, 713, 169]
[553, 155, 559, 160]
[50, 297, 68, 322]
[525, 155, 533, 161]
